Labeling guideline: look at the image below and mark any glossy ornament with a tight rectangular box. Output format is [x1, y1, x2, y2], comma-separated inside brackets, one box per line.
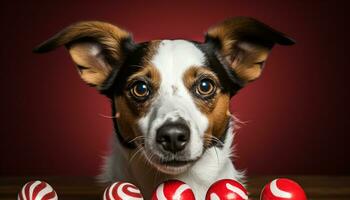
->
[18, 180, 58, 200]
[151, 180, 195, 200]
[260, 178, 307, 200]
[205, 179, 248, 200]
[103, 182, 144, 200]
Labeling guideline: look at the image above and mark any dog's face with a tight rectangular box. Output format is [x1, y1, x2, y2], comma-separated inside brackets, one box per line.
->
[117, 40, 232, 174]
[35, 17, 294, 175]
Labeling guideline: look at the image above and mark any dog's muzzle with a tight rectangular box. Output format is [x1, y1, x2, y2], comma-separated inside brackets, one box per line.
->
[156, 120, 190, 154]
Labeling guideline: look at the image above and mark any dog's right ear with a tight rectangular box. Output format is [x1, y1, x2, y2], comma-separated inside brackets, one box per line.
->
[34, 21, 133, 90]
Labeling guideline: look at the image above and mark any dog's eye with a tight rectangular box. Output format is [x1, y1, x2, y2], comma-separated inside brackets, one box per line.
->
[196, 78, 216, 96]
[131, 81, 150, 99]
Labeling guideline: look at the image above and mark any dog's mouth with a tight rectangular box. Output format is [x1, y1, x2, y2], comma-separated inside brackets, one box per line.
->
[141, 149, 199, 175]
[153, 158, 197, 175]
[159, 159, 195, 167]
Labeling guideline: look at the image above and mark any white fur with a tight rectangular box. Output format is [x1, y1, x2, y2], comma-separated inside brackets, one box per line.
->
[99, 40, 244, 199]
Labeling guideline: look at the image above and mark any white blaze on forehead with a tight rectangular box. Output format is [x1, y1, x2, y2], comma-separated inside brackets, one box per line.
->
[151, 40, 206, 100]
[152, 40, 205, 78]
[151, 40, 207, 116]
[139, 40, 209, 159]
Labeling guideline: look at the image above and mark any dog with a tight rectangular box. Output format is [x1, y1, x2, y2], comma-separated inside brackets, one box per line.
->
[34, 17, 294, 199]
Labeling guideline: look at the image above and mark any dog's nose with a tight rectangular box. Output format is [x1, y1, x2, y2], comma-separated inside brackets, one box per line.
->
[156, 122, 190, 153]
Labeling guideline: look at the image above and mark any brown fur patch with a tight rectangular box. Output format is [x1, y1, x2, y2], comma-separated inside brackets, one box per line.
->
[182, 66, 199, 91]
[126, 65, 161, 115]
[114, 41, 161, 140]
[34, 21, 130, 57]
[34, 21, 131, 88]
[182, 66, 230, 146]
[203, 94, 230, 147]
[229, 43, 269, 82]
[206, 17, 274, 83]
[207, 24, 236, 59]
[69, 42, 111, 86]
[115, 95, 140, 141]
[183, 67, 221, 113]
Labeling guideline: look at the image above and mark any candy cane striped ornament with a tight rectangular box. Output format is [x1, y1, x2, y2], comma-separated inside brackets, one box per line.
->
[260, 178, 307, 200]
[18, 180, 57, 200]
[103, 182, 144, 200]
[151, 180, 195, 200]
[205, 179, 248, 200]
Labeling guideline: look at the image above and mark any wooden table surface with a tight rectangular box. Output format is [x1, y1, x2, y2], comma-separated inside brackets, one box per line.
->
[1, 176, 349, 200]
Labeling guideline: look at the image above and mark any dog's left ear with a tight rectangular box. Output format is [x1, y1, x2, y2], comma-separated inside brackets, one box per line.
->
[205, 17, 295, 85]
[34, 21, 133, 90]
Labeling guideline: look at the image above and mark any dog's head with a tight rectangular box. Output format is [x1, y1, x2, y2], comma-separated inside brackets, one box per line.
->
[34, 17, 294, 175]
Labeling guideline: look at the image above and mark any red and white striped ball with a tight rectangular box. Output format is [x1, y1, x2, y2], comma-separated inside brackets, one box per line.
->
[103, 182, 144, 200]
[18, 180, 57, 200]
[260, 178, 307, 200]
[151, 180, 195, 200]
[205, 179, 248, 200]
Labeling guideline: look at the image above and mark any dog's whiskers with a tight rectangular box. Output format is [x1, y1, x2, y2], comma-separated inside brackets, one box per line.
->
[128, 135, 146, 143]
[146, 151, 159, 168]
[130, 64, 144, 68]
[153, 166, 160, 186]
[129, 144, 145, 164]
[213, 146, 220, 165]
[98, 113, 117, 119]
[232, 114, 247, 130]
[204, 134, 225, 147]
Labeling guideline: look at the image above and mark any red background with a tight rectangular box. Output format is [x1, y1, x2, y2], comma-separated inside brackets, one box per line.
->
[1, 0, 348, 177]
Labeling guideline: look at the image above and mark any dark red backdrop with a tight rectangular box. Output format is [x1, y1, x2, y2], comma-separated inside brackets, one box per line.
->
[1, 0, 348, 177]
